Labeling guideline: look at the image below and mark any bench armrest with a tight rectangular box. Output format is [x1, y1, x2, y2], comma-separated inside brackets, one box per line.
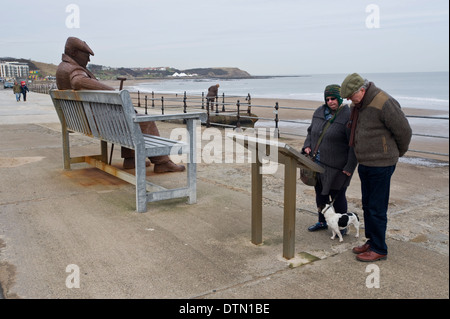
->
[133, 112, 207, 123]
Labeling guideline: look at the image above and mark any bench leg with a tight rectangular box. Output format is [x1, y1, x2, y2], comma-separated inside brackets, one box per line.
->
[62, 128, 71, 170]
[101, 141, 108, 163]
[186, 119, 197, 204]
[135, 149, 148, 213]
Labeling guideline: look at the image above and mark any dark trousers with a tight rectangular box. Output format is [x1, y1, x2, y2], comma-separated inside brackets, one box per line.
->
[314, 179, 348, 223]
[358, 164, 396, 255]
[121, 119, 169, 165]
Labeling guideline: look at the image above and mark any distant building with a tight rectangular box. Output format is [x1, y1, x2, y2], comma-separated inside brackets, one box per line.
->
[0, 61, 30, 79]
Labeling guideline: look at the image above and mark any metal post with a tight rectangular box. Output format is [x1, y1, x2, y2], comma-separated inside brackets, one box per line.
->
[138, 91, 141, 108]
[145, 95, 148, 114]
[283, 156, 297, 259]
[246, 93, 251, 114]
[161, 96, 164, 115]
[251, 152, 263, 245]
[201, 92, 205, 109]
[236, 100, 241, 128]
[222, 93, 225, 112]
[274, 102, 280, 138]
[183, 91, 187, 113]
[206, 98, 211, 128]
[215, 96, 219, 114]
[152, 91, 155, 108]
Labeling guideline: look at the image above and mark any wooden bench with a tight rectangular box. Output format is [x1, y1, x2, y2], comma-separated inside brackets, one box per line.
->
[50, 89, 206, 213]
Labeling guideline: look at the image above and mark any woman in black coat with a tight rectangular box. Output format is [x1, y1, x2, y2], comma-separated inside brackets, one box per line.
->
[21, 83, 30, 102]
[302, 84, 357, 232]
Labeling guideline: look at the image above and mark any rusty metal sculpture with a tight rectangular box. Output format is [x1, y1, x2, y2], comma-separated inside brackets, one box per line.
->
[56, 37, 185, 173]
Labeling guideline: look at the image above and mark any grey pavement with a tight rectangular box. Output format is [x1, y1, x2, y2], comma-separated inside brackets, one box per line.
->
[0, 88, 448, 303]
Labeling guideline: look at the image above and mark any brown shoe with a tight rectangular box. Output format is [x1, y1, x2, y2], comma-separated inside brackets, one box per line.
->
[154, 160, 185, 173]
[352, 243, 370, 254]
[123, 158, 150, 169]
[356, 250, 387, 262]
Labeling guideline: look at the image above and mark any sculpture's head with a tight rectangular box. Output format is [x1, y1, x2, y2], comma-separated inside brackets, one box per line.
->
[64, 37, 94, 67]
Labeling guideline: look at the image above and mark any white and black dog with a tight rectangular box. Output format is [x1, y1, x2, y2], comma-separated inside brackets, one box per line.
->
[322, 201, 360, 242]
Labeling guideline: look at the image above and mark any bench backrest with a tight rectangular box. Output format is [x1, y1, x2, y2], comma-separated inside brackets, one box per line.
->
[50, 89, 141, 149]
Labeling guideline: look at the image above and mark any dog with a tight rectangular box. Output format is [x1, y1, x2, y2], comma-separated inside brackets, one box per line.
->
[322, 203, 360, 242]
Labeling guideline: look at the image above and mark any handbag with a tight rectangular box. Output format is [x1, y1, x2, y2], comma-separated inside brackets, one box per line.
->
[300, 154, 318, 186]
[300, 110, 338, 186]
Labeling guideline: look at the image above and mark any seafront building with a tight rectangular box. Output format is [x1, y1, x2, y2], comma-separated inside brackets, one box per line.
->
[0, 61, 30, 80]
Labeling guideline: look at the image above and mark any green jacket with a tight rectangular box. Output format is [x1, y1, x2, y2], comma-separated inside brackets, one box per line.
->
[351, 82, 412, 167]
[13, 84, 21, 94]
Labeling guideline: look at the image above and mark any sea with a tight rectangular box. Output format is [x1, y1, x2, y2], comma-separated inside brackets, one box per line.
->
[132, 72, 449, 164]
[131, 71, 449, 112]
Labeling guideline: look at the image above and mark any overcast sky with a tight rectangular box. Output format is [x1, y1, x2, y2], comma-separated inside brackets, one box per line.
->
[1, 0, 448, 75]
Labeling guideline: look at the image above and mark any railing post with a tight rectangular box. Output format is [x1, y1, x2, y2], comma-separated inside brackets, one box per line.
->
[183, 91, 187, 113]
[246, 93, 251, 114]
[215, 96, 219, 114]
[202, 92, 205, 109]
[161, 96, 164, 115]
[152, 91, 155, 108]
[222, 93, 225, 112]
[145, 95, 148, 114]
[206, 99, 211, 127]
[138, 91, 141, 108]
[274, 102, 280, 138]
[236, 100, 241, 128]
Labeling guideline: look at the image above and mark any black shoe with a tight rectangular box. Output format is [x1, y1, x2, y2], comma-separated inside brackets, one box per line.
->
[341, 227, 348, 236]
[308, 222, 328, 232]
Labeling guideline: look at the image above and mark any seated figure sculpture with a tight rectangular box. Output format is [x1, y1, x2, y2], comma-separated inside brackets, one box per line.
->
[56, 37, 185, 173]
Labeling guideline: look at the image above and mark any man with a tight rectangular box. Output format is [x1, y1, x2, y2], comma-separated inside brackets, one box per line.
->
[341, 73, 412, 262]
[56, 37, 184, 173]
[206, 83, 219, 111]
[13, 81, 21, 102]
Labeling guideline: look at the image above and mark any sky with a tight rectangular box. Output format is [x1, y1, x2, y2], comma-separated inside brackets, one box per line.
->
[1, 0, 449, 75]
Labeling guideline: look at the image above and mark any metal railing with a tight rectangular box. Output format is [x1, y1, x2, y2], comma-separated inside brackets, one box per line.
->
[128, 90, 449, 159]
[30, 85, 448, 159]
[29, 82, 57, 94]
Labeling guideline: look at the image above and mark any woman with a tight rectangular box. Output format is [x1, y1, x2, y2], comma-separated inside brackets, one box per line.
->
[21, 82, 30, 102]
[302, 84, 357, 232]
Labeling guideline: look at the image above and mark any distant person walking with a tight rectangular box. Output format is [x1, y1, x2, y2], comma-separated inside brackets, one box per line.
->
[21, 81, 29, 102]
[341, 73, 412, 262]
[13, 81, 21, 102]
[206, 84, 219, 111]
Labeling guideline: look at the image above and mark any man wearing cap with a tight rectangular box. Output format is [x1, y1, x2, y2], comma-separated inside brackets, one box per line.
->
[56, 37, 185, 173]
[341, 73, 412, 262]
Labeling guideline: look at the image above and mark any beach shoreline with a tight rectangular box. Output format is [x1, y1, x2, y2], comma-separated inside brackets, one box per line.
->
[103, 78, 449, 117]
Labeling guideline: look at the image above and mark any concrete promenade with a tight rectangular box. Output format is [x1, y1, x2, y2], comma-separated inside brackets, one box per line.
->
[0, 88, 448, 303]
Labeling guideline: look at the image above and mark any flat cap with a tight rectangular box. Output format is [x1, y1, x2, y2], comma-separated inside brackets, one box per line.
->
[64, 37, 94, 56]
[341, 73, 365, 98]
